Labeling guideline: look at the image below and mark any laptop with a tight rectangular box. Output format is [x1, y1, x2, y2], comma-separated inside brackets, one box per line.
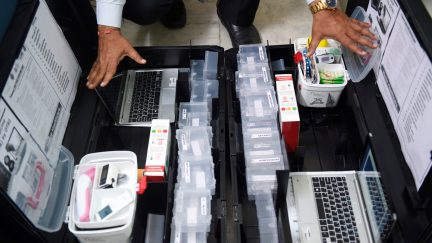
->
[96, 68, 179, 126]
[286, 145, 395, 243]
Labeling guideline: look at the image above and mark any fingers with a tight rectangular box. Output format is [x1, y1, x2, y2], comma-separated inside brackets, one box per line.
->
[127, 47, 146, 64]
[101, 61, 119, 87]
[307, 34, 322, 57]
[350, 19, 377, 40]
[339, 34, 368, 56]
[346, 29, 377, 49]
[87, 61, 101, 89]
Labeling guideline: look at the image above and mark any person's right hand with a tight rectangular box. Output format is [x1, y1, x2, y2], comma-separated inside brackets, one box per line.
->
[87, 26, 146, 89]
[307, 9, 377, 57]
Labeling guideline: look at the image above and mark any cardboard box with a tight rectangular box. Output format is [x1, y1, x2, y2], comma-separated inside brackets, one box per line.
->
[144, 119, 171, 181]
[275, 74, 300, 152]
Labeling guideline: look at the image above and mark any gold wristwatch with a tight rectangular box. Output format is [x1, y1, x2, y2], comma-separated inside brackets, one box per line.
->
[309, 0, 337, 14]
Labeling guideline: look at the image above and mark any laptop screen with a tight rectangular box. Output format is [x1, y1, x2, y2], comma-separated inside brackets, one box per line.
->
[95, 73, 125, 121]
[357, 141, 395, 242]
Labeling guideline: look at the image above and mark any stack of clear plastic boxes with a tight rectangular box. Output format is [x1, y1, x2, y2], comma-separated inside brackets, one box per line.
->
[171, 51, 219, 243]
[190, 51, 219, 102]
[236, 44, 282, 242]
[255, 192, 279, 242]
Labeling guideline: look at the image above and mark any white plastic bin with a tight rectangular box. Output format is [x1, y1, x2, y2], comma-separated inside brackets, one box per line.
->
[68, 151, 138, 243]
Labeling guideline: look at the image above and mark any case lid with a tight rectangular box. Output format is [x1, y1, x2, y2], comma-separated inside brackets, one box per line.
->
[5, 136, 74, 232]
[342, 6, 381, 82]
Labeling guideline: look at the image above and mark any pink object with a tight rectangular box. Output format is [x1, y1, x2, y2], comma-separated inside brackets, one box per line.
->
[76, 167, 96, 222]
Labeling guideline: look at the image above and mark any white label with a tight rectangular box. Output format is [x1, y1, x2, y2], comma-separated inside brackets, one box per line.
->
[187, 208, 198, 225]
[251, 133, 272, 139]
[191, 140, 202, 156]
[267, 90, 275, 108]
[254, 100, 264, 117]
[200, 197, 207, 215]
[182, 108, 187, 120]
[262, 67, 269, 83]
[259, 46, 265, 61]
[196, 171, 206, 189]
[192, 118, 200, 126]
[181, 133, 188, 150]
[250, 150, 275, 156]
[184, 162, 191, 183]
[250, 78, 257, 89]
[251, 157, 281, 164]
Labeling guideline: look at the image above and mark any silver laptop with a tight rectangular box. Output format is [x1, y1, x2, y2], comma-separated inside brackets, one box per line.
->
[286, 170, 395, 243]
[96, 68, 178, 126]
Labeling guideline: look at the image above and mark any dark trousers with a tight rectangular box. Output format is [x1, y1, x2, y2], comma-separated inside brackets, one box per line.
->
[217, 0, 260, 27]
[123, 0, 260, 27]
[123, 0, 175, 25]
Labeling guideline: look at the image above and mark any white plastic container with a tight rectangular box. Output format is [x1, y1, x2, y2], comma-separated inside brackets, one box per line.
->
[295, 7, 380, 108]
[68, 151, 138, 243]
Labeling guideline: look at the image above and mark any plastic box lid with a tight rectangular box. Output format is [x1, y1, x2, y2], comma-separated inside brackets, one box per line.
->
[7, 140, 74, 232]
[342, 6, 381, 82]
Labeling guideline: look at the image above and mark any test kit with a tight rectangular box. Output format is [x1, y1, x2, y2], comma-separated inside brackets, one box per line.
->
[144, 119, 171, 181]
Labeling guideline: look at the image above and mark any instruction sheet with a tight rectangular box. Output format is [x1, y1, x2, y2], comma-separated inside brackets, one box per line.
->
[377, 11, 432, 189]
[2, 0, 80, 161]
[366, 0, 401, 75]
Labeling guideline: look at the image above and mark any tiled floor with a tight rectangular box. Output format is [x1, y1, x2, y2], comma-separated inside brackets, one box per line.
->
[120, 0, 313, 49]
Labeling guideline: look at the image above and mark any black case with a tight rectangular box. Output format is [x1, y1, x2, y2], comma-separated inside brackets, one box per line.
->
[1, 0, 432, 242]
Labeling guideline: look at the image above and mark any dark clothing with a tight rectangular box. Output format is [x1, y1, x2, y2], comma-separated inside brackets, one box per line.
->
[123, 0, 176, 25]
[122, 0, 260, 27]
[217, 0, 260, 27]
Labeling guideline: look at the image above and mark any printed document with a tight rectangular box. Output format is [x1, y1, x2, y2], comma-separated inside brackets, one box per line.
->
[377, 12, 432, 189]
[1, 0, 81, 161]
[366, 0, 400, 75]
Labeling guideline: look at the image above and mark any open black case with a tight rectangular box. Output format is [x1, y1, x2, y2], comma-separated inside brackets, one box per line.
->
[1, 0, 432, 242]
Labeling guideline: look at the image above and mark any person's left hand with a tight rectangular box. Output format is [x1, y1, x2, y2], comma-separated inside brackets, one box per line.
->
[307, 9, 377, 57]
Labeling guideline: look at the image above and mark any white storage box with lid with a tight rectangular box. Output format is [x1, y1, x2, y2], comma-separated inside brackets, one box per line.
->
[6, 145, 138, 243]
[68, 151, 138, 243]
[295, 6, 381, 108]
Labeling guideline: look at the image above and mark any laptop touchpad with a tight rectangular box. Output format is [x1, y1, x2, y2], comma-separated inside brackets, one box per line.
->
[160, 88, 176, 104]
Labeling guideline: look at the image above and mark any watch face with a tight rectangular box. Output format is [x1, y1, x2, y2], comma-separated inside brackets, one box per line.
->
[326, 0, 337, 8]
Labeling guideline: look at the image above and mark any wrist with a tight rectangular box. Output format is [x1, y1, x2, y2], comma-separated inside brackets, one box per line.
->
[97, 25, 121, 37]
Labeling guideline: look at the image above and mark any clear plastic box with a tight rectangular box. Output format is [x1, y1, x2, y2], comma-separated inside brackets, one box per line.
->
[241, 119, 279, 135]
[206, 79, 219, 98]
[170, 223, 207, 243]
[190, 81, 208, 102]
[260, 233, 279, 243]
[203, 51, 218, 80]
[342, 6, 380, 83]
[176, 127, 212, 157]
[255, 193, 276, 219]
[244, 154, 285, 170]
[177, 158, 216, 192]
[240, 89, 278, 119]
[258, 217, 278, 234]
[242, 130, 280, 145]
[190, 60, 205, 82]
[237, 44, 268, 65]
[246, 168, 278, 194]
[172, 191, 212, 232]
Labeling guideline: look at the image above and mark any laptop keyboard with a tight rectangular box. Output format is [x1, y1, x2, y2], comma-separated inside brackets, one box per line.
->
[312, 177, 360, 243]
[365, 176, 394, 240]
[129, 71, 162, 122]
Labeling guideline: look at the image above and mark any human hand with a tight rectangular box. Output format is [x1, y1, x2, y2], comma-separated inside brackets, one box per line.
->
[307, 9, 377, 57]
[87, 26, 146, 89]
